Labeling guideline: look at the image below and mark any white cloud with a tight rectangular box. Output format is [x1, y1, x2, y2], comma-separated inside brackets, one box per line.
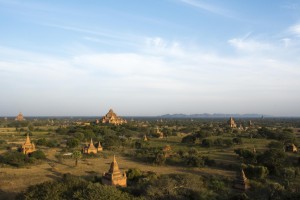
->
[178, 0, 232, 17]
[289, 24, 300, 36]
[228, 37, 271, 52]
[1, 34, 300, 116]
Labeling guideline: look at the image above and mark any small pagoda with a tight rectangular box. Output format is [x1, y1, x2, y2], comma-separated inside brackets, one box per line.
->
[143, 135, 148, 141]
[102, 155, 127, 187]
[82, 139, 98, 154]
[21, 134, 36, 154]
[155, 127, 164, 138]
[15, 112, 25, 121]
[101, 109, 127, 125]
[234, 169, 250, 190]
[96, 141, 103, 152]
[228, 117, 237, 128]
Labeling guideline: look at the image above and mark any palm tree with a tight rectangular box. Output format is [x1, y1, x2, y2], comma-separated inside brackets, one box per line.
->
[72, 150, 82, 167]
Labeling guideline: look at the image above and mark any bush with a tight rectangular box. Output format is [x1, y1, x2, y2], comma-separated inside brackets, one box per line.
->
[0, 140, 7, 145]
[0, 151, 27, 167]
[66, 138, 80, 148]
[30, 150, 46, 160]
[202, 139, 213, 147]
[242, 164, 269, 179]
[16, 174, 137, 200]
[234, 148, 256, 163]
[181, 135, 197, 144]
[268, 141, 284, 149]
[185, 155, 205, 167]
[36, 138, 47, 146]
[233, 137, 243, 144]
[154, 152, 166, 165]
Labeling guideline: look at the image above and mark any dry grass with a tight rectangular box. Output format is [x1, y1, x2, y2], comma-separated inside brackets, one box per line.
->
[0, 130, 271, 199]
[0, 145, 236, 199]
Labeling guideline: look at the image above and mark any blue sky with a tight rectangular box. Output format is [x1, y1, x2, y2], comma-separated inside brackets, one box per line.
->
[0, 0, 300, 116]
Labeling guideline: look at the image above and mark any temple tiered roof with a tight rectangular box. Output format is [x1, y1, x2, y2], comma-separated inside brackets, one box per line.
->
[101, 109, 127, 125]
[15, 112, 25, 121]
[21, 134, 36, 154]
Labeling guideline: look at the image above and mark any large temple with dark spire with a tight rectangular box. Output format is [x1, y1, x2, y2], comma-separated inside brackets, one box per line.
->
[102, 155, 127, 187]
[101, 109, 127, 125]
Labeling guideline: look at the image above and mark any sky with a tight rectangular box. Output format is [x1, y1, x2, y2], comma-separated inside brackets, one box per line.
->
[0, 0, 300, 116]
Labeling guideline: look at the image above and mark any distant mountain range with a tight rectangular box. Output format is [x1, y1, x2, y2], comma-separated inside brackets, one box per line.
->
[159, 113, 269, 119]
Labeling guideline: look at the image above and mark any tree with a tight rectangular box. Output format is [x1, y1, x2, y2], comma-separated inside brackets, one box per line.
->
[66, 138, 79, 148]
[181, 135, 197, 144]
[268, 141, 284, 149]
[202, 139, 213, 147]
[257, 149, 286, 175]
[154, 152, 165, 165]
[30, 150, 46, 160]
[72, 151, 82, 167]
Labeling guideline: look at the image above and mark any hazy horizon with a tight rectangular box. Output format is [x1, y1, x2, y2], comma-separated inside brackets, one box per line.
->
[1, 0, 300, 116]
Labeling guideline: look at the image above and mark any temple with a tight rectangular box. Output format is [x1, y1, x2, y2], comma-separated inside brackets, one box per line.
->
[234, 169, 250, 190]
[15, 112, 25, 121]
[285, 144, 298, 153]
[101, 109, 127, 125]
[155, 126, 164, 138]
[82, 139, 98, 154]
[228, 117, 237, 128]
[102, 155, 127, 187]
[21, 134, 36, 154]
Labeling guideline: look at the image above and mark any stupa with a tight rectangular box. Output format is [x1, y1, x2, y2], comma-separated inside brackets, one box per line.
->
[228, 117, 237, 128]
[21, 134, 36, 154]
[96, 141, 103, 152]
[102, 155, 127, 187]
[143, 135, 148, 141]
[234, 169, 250, 190]
[101, 109, 127, 125]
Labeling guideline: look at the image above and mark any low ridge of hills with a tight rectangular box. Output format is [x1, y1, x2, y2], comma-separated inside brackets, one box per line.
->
[160, 113, 268, 118]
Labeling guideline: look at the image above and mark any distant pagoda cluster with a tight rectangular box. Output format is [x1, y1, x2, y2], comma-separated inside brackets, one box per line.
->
[101, 109, 127, 125]
[227, 117, 254, 130]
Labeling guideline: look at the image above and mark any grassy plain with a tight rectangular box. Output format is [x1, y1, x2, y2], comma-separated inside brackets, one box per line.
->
[0, 123, 297, 199]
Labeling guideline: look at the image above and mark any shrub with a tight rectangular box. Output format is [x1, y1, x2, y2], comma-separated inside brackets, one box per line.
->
[202, 139, 213, 147]
[232, 137, 243, 144]
[181, 135, 197, 144]
[66, 138, 80, 148]
[30, 150, 46, 160]
[242, 164, 269, 179]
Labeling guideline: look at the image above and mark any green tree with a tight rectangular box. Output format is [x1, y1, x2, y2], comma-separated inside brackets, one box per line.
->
[31, 150, 46, 160]
[66, 138, 79, 148]
[72, 151, 82, 167]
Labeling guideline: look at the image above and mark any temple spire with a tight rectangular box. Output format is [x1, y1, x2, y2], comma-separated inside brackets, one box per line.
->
[25, 134, 31, 144]
[102, 155, 127, 187]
